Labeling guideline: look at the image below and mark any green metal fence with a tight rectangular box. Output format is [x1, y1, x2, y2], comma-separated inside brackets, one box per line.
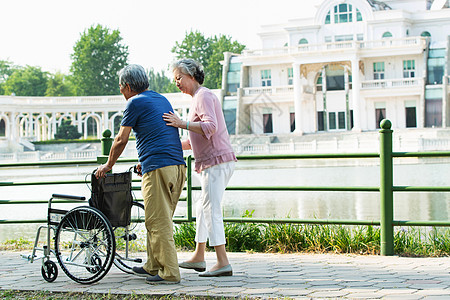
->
[1, 119, 449, 256]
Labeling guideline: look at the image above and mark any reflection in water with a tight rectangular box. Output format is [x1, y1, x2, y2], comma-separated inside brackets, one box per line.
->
[0, 159, 449, 241]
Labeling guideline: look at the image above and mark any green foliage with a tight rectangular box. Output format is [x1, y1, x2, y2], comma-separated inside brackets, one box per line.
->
[148, 68, 179, 94]
[0, 60, 17, 94]
[171, 30, 246, 89]
[2, 65, 48, 96]
[174, 222, 197, 250]
[0, 237, 33, 250]
[225, 210, 265, 252]
[0, 290, 195, 299]
[70, 24, 129, 96]
[45, 72, 76, 96]
[54, 119, 82, 140]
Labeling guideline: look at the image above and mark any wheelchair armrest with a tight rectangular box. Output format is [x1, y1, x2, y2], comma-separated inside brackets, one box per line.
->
[52, 194, 86, 201]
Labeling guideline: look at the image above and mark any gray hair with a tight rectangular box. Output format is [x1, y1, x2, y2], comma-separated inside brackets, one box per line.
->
[118, 64, 149, 93]
[171, 58, 205, 85]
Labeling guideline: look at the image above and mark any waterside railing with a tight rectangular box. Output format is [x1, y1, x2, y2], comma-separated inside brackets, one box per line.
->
[1, 120, 449, 256]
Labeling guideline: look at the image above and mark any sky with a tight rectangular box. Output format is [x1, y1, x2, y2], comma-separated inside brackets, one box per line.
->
[1, 0, 322, 74]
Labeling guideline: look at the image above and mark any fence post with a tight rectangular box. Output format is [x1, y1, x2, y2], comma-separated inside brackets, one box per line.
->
[97, 129, 112, 165]
[186, 155, 193, 221]
[379, 119, 394, 256]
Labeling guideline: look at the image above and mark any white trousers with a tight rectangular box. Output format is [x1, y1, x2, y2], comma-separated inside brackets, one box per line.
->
[195, 161, 235, 246]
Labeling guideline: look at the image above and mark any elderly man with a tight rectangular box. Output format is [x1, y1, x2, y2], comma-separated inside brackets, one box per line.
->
[95, 64, 186, 284]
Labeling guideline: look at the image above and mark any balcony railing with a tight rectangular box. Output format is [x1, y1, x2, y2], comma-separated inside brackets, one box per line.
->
[242, 85, 295, 96]
[361, 78, 424, 89]
[242, 37, 427, 57]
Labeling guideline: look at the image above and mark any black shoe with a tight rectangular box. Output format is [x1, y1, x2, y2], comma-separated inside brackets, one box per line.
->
[145, 274, 180, 284]
[132, 266, 152, 277]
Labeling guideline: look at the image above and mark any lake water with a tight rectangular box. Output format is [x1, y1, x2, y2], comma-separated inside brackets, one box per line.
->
[0, 158, 449, 242]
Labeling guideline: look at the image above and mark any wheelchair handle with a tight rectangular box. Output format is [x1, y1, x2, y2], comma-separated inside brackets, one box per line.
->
[52, 194, 86, 201]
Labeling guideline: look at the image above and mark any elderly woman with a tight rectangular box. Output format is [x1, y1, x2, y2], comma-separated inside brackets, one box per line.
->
[163, 58, 237, 277]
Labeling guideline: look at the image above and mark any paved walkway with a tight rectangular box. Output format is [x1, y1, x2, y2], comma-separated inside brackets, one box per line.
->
[0, 251, 450, 299]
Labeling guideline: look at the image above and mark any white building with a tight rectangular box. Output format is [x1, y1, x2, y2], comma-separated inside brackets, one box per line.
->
[1, 0, 450, 157]
[0, 92, 200, 152]
[221, 0, 450, 136]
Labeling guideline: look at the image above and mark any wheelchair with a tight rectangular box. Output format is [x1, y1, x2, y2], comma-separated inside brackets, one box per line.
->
[24, 168, 146, 284]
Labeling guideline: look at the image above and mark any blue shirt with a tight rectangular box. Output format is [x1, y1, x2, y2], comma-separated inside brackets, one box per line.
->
[121, 90, 185, 175]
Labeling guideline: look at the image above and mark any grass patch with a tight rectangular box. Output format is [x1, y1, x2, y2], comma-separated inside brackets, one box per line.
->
[0, 290, 226, 299]
[0, 238, 34, 251]
[2, 217, 450, 257]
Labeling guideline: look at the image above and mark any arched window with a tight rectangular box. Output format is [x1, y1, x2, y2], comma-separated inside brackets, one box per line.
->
[421, 31, 431, 37]
[316, 74, 323, 92]
[299, 38, 308, 45]
[324, 5, 363, 24]
[335, 4, 353, 23]
[0, 119, 5, 137]
[325, 11, 331, 24]
[382, 32, 393, 38]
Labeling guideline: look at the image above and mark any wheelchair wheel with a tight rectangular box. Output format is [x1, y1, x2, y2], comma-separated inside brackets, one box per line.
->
[41, 260, 58, 282]
[114, 201, 146, 274]
[54, 206, 115, 284]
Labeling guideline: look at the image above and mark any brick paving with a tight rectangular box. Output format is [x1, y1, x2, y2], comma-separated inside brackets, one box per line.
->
[1, 251, 450, 299]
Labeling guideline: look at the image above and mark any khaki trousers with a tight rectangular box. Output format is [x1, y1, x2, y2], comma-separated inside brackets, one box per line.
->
[141, 164, 186, 282]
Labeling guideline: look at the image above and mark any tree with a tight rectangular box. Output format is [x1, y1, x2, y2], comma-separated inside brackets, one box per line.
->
[46, 72, 76, 96]
[2, 65, 48, 96]
[171, 31, 246, 89]
[70, 24, 129, 96]
[0, 60, 17, 94]
[54, 119, 81, 140]
[148, 68, 179, 94]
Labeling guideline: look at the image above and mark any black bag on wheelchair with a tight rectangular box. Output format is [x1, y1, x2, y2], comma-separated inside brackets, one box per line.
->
[89, 171, 133, 227]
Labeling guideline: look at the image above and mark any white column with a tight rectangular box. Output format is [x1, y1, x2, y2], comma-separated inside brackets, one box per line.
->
[103, 110, 109, 132]
[443, 75, 448, 127]
[77, 112, 83, 134]
[351, 56, 362, 131]
[28, 112, 33, 138]
[344, 67, 351, 130]
[293, 62, 303, 134]
[9, 112, 16, 143]
[51, 112, 57, 139]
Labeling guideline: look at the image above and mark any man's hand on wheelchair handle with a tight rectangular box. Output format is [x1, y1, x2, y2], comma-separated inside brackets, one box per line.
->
[95, 164, 112, 179]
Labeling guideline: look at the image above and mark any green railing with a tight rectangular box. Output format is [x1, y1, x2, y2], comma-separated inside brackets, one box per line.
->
[1, 119, 449, 256]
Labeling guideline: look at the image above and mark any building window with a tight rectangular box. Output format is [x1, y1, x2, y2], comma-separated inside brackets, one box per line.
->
[350, 110, 354, 129]
[325, 12, 331, 24]
[357, 34, 364, 41]
[373, 62, 385, 80]
[356, 9, 363, 21]
[425, 88, 442, 127]
[334, 4, 353, 23]
[316, 75, 323, 92]
[382, 32, 393, 38]
[324, 36, 332, 43]
[317, 111, 325, 131]
[338, 112, 346, 129]
[0, 119, 5, 137]
[427, 49, 445, 85]
[288, 68, 293, 85]
[403, 60, 415, 78]
[263, 113, 273, 133]
[375, 108, 386, 129]
[421, 31, 431, 37]
[290, 112, 295, 132]
[329, 112, 337, 130]
[299, 38, 308, 45]
[325, 5, 362, 25]
[261, 70, 271, 87]
[335, 35, 353, 42]
[326, 65, 345, 91]
[405, 107, 417, 128]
